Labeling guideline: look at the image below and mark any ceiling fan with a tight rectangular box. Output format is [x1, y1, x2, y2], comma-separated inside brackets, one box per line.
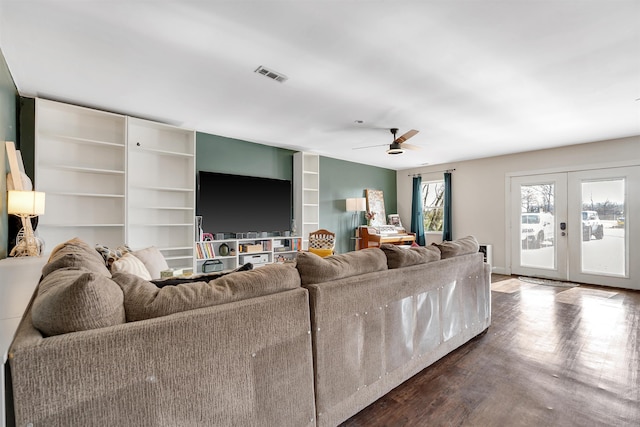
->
[353, 128, 420, 155]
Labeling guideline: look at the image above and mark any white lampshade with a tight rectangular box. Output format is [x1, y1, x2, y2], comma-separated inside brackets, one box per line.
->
[8, 191, 46, 216]
[346, 197, 366, 212]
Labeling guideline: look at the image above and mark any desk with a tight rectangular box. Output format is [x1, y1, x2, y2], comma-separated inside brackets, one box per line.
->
[356, 226, 416, 250]
[1, 256, 46, 427]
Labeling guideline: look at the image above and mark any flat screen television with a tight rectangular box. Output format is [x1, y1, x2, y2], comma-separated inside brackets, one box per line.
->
[197, 171, 292, 235]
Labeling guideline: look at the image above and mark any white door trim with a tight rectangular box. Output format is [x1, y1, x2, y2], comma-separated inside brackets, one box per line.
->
[566, 166, 639, 289]
[509, 173, 568, 281]
[505, 165, 639, 289]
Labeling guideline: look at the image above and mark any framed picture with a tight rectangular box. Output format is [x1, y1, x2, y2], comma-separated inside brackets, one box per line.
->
[387, 214, 402, 227]
[365, 189, 386, 227]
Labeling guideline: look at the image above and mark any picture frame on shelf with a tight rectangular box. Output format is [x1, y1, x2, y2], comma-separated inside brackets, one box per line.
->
[387, 214, 402, 227]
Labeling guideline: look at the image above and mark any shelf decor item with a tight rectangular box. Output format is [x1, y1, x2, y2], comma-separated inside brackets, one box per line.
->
[8, 190, 46, 257]
[365, 211, 376, 226]
[219, 243, 230, 256]
[387, 214, 402, 227]
[202, 259, 224, 273]
[195, 216, 203, 241]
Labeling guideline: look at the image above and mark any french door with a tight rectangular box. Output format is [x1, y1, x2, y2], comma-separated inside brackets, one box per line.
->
[510, 166, 639, 290]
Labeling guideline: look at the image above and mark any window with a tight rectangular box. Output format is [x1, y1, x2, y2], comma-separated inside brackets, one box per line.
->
[421, 181, 445, 232]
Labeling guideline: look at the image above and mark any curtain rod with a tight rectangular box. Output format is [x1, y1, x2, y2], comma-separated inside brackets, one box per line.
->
[407, 168, 455, 177]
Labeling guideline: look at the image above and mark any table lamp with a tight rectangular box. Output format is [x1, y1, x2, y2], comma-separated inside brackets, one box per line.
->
[8, 190, 46, 257]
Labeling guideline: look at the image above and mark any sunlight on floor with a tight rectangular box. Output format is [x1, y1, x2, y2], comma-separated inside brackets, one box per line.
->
[492, 277, 628, 373]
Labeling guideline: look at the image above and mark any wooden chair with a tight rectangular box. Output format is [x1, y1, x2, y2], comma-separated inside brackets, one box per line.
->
[308, 229, 336, 257]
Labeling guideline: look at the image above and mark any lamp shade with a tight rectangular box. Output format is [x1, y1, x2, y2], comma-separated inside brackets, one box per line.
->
[346, 197, 366, 212]
[8, 191, 46, 215]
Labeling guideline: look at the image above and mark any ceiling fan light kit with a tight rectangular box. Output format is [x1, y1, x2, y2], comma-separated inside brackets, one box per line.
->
[386, 128, 419, 155]
[352, 127, 420, 155]
[387, 142, 404, 155]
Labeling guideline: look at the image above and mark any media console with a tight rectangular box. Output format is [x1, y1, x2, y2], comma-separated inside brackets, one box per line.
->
[195, 236, 302, 272]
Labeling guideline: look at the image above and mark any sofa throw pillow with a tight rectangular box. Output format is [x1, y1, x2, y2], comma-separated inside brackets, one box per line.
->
[95, 243, 133, 269]
[295, 248, 388, 286]
[132, 246, 169, 279]
[43, 237, 112, 278]
[381, 244, 441, 269]
[433, 235, 480, 259]
[31, 267, 126, 336]
[308, 247, 333, 258]
[111, 253, 152, 280]
[113, 263, 300, 321]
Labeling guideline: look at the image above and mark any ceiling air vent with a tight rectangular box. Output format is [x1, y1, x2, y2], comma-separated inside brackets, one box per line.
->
[254, 65, 288, 83]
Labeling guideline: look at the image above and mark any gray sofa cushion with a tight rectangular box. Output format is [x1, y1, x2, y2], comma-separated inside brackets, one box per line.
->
[42, 237, 111, 278]
[433, 235, 479, 259]
[380, 243, 441, 268]
[113, 263, 301, 321]
[295, 248, 388, 286]
[32, 267, 126, 336]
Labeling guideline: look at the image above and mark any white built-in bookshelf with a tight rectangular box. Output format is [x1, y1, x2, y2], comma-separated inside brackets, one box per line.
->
[293, 152, 319, 250]
[34, 98, 195, 270]
[33, 99, 317, 273]
[35, 98, 127, 248]
[127, 117, 195, 271]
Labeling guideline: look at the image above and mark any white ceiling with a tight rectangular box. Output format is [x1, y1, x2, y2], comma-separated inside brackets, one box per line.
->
[1, 0, 639, 170]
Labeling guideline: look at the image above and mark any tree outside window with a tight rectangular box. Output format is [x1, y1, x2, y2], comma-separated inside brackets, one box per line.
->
[521, 184, 554, 214]
[421, 181, 445, 232]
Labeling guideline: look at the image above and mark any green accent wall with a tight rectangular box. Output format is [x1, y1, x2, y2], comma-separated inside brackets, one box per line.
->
[1, 48, 18, 259]
[320, 157, 396, 254]
[196, 132, 294, 180]
[196, 132, 397, 253]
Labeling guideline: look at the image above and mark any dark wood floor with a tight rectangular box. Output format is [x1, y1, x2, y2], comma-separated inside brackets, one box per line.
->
[340, 275, 640, 426]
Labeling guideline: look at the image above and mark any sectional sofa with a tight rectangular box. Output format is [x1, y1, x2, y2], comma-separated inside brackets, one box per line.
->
[8, 236, 490, 426]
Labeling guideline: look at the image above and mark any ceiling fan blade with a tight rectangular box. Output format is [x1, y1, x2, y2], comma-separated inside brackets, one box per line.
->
[395, 129, 419, 144]
[403, 143, 421, 151]
[352, 143, 388, 150]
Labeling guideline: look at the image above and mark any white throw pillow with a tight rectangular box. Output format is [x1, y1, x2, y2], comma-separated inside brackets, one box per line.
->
[111, 253, 152, 280]
[133, 246, 169, 279]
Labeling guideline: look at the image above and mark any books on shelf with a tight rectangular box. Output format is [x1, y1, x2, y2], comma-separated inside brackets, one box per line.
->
[196, 241, 216, 260]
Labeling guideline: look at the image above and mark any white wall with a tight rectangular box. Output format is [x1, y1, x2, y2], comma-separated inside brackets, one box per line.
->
[397, 136, 640, 274]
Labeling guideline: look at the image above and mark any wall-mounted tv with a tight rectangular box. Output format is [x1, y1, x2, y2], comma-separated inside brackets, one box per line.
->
[196, 171, 292, 235]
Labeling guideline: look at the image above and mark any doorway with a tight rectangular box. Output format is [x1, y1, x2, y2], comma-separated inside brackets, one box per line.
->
[510, 166, 639, 290]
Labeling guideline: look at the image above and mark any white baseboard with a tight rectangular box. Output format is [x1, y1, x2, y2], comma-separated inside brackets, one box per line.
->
[491, 266, 509, 275]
